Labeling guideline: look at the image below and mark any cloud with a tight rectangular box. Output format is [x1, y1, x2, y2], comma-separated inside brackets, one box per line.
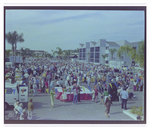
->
[5, 9, 145, 53]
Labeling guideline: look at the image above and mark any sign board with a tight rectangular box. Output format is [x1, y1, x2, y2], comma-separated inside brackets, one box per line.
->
[19, 85, 28, 102]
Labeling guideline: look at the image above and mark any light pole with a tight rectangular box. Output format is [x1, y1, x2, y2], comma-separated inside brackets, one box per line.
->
[91, 41, 97, 63]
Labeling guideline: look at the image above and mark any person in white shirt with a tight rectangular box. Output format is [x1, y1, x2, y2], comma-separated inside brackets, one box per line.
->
[14, 101, 19, 116]
[65, 79, 69, 87]
[120, 87, 129, 110]
[87, 76, 91, 92]
[17, 103, 23, 115]
[117, 86, 123, 104]
[56, 79, 60, 87]
[83, 73, 87, 83]
[20, 109, 26, 120]
[33, 70, 36, 77]
[116, 75, 119, 82]
[33, 82, 37, 96]
[67, 74, 71, 86]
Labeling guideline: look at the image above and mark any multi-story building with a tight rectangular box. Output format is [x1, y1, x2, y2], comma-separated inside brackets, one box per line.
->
[78, 39, 139, 67]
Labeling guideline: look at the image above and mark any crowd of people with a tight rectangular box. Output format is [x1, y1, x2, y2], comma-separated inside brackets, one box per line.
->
[5, 59, 144, 119]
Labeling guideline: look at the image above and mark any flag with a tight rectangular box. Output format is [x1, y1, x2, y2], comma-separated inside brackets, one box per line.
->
[13, 89, 15, 94]
[5, 89, 7, 93]
[109, 83, 113, 89]
[46, 89, 49, 94]
[55, 89, 57, 94]
[82, 87, 85, 92]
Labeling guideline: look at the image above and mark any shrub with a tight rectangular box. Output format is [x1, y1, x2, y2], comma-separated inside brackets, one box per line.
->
[129, 106, 143, 116]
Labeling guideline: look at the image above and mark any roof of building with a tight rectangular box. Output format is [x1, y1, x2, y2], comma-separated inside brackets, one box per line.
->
[131, 42, 139, 45]
[106, 41, 120, 47]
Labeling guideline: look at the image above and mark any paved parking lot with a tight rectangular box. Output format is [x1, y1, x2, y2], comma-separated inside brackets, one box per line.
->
[5, 82, 144, 121]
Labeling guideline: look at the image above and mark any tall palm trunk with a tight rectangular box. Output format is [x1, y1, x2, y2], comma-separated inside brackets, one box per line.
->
[12, 44, 14, 66]
[14, 43, 17, 65]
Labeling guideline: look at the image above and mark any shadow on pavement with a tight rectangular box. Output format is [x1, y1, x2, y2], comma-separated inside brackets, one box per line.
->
[33, 102, 49, 109]
[110, 111, 123, 115]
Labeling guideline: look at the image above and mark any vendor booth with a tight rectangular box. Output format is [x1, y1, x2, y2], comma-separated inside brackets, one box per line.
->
[54, 86, 92, 102]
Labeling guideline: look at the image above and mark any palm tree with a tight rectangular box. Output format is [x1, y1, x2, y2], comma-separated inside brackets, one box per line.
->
[19, 48, 32, 63]
[109, 48, 117, 60]
[5, 49, 12, 58]
[63, 50, 71, 60]
[5, 31, 24, 66]
[117, 48, 123, 67]
[102, 54, 108, 65]
[53, 47, 63, 61]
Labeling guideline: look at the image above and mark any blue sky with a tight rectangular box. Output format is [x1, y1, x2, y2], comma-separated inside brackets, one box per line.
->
[5, 9, 145, 53]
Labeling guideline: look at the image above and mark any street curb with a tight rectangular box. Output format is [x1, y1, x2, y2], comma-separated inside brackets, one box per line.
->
[123, 109, 144, 121]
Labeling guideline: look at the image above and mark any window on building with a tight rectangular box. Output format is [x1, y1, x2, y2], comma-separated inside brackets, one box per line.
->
[132, 47, 136, 52]
[83, 48, 86, 52]
[106, 46, 109, 50]
[133, 47, 136, 50]
[90, 47, 94, 52]
[106, 54, 109, 57]
[79, 49, 82, 52]
[90, 53, 94, 58]
[105, 61, 109, 64]
[83, 57, 85, 60]
[95, 59, 99, 63]
[90, 59, 94, 62]
[95, 53, 99, 58]
[83, 53, 85, 57]
[95, 47, 100, 52]
[79, 53, 82, 57]
[79, 57, 82, 60]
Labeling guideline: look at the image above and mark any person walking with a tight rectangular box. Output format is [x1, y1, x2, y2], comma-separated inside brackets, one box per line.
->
[67, 74, 71, 86]
[27, 99, 34, 120]
[77, 86, 81, 102]
[103, 88, 109, 103]
[36, 77, 40, 89]
[105, 94, 113, 118]
[93, 86, 98, 103]
[49, 80, 54, 93]
[120, 87, 129, 110]
[33, 82, 37, 96]
[87, 76, 91, 92]
[94, 75, 98, 85]
[117, 86, 123, 104]
[72, 83, 78, 105]
[20, 109, 26, 120]
[50, 88, 55, 108]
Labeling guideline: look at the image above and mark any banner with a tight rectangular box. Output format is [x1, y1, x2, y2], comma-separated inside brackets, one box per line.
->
[5, 89, 7, 93]
[13, 89, 15, 94]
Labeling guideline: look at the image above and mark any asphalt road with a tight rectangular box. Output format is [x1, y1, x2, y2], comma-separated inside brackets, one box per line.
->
[5, 80, 144, 121]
